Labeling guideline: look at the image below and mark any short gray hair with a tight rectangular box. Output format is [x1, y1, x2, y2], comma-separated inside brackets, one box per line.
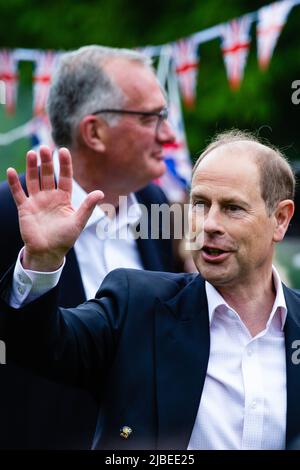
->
[192, 129, 295, 215]
[47, 45, 153, 147]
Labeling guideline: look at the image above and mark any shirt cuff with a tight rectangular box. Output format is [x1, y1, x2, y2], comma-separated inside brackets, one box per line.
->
[10, 247, 65, 308]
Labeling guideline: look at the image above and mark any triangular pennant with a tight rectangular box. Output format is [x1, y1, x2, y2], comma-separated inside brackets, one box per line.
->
[0, 49, 18, 114]
[220, 15, 252, 90]
[33, 50, 60, 116]
[173, 37, 199, 108]
[257, 0, 294, 70]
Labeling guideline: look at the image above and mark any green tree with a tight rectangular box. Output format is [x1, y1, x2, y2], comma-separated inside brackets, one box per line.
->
[0, 0, 299, 174]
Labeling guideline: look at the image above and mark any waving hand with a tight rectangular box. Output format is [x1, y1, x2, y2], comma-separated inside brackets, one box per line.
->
[7, 146, 104, 271]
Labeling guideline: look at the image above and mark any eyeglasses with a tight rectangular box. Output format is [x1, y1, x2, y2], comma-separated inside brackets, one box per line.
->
[90, 107, 169, 137]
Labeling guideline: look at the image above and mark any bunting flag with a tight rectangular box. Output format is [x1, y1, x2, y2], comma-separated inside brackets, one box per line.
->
[220, 15, 252, 90]
[157, 59, 192, 203]
[1, 0, 300, 186]
[33, 50, 60, 116]
[1, 0, 299, 117]
[173, 37, 199, 108]
[0, 49, 18, 113]
[257, 0, 294, 70]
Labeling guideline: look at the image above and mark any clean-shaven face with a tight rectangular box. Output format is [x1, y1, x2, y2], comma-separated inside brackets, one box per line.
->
[102, 59, 175, 191]
[190, 143, 278, 289]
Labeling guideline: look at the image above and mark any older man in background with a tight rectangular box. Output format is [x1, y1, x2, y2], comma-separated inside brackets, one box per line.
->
[0, 45, 176, 449]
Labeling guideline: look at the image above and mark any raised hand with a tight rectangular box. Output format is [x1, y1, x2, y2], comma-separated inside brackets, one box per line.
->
[7, 146, 104, 271]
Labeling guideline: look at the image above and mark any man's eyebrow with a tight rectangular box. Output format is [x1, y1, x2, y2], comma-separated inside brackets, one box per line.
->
[190, 192, 251, 208]
[190, 189, 205, 197]
[144, 105, 167, 113]
[221, 198, 251, 208]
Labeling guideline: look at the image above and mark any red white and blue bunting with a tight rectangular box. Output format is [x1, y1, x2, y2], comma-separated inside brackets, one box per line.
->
[1, 0, 300, 199]
[173, 37, 200, 108]
[1, 0, 298, 118]
[257, 0, 294, 70]
[220, 15, 252, 90]
[33, 51, 60, 115]
[0, 49, 18, 113]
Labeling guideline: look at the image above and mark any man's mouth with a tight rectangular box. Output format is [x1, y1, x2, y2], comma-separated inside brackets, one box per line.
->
[152, 150, 164, 160]
[203, 247, 226, 255]
[201, 246, 232, 262]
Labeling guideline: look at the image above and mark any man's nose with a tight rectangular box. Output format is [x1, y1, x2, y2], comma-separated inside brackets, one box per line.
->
[204, 207, 225, 235]
[157, 119, 176, 144]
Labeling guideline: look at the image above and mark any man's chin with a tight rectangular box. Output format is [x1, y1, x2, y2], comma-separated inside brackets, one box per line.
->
[151, 161, 167, 180]
[194, 262, 233, 286]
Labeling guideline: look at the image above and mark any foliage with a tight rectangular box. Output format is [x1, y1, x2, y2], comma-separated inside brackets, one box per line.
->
[0, 0, 300, 176]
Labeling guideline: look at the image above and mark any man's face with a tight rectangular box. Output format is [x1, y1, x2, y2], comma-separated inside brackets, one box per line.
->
[102, 59, 175, 191]
[190, 143, 279, 290]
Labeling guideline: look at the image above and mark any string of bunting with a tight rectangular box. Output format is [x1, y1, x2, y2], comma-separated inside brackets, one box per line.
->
[0, 0, 299, 202]
[0, 0, 299, 116]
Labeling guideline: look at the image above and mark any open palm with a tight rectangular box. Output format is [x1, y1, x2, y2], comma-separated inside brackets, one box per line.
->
[7, 146, 104, 271]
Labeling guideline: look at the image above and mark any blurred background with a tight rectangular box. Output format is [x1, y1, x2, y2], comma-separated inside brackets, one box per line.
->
[0, 0, 300, 286]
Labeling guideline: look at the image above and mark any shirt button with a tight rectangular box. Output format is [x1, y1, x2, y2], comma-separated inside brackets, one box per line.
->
[247, 348, 253, 356]
[251, 400, 257, 409]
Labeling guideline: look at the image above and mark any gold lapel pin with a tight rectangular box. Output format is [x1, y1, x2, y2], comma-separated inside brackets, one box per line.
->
[120, 426, 132, 439]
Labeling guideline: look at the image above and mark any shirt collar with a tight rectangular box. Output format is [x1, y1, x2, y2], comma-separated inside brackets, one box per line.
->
[53, 150, 142, 229]
[205, 265, 287, 331]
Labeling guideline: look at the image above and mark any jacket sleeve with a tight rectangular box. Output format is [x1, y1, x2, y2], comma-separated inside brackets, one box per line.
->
[0, 180, 24, 280]
[0, 266, 130, 396]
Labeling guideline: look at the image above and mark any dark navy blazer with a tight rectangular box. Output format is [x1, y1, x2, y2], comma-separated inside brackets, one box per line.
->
[0, 177, 174, 449]
[0, 269, 300, 449]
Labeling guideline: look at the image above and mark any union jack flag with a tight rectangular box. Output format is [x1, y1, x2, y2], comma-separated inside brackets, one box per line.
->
[257, 0, 294, 70]
[33, 50, 60, 116]
[173, 37, 199, 108]
[0, 49, 18, 114]
[156, 65, 192, 203]
[220, 15, 252, 90]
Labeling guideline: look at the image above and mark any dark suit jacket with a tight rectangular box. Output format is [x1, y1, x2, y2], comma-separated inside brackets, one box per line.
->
[0, 177, 174, 449]
[1, 268, 300, 450]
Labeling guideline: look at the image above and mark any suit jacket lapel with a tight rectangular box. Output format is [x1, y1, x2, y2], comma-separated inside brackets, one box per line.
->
[155, 275, 210, 449]
[283, 285, 300, 448]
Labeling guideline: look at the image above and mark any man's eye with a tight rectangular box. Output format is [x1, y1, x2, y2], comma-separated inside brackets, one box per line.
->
[141, 115, 157, 125]
[193, 201, 205, 207]
[227, 205, 242, 212]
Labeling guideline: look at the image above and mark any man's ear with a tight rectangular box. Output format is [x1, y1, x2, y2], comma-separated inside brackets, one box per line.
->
[79, 116, 107, 152]
[273, 199, 295, 242]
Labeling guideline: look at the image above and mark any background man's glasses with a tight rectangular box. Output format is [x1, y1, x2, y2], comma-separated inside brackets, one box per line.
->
[91, 107, 168, 137]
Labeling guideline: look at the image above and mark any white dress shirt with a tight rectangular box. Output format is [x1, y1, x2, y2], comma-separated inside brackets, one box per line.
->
[71, 178, 143, 300]
[53, 148, 144, 299]
[188, 266, 287, 450]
